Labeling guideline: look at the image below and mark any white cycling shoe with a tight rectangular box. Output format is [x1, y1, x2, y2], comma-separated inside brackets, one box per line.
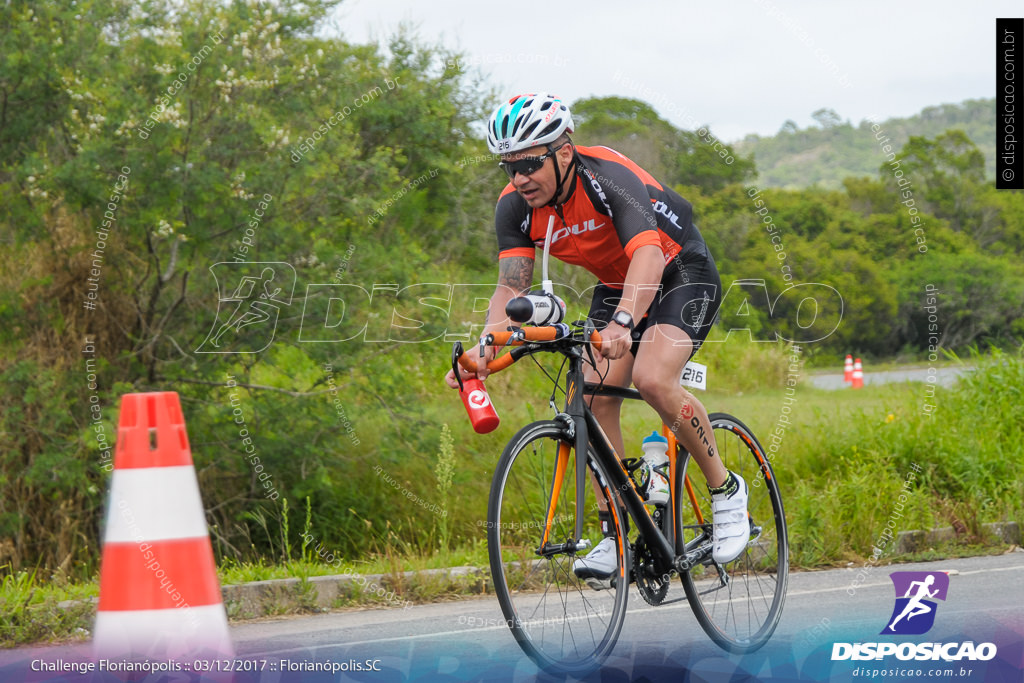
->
[711, 471, 751, 564]
[572, 537, 618, 590]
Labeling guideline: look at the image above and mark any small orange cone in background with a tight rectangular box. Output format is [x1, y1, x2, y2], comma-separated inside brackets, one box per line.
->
[94, 392, 233, 661]
[843, 354, 854, 384]
[851, 358, 864, 389]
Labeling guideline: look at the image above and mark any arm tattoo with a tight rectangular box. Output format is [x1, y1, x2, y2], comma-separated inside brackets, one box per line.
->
[498, 257, 534, 295]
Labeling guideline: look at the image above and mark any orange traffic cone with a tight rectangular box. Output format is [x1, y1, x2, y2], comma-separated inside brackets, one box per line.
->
[94, 392, 233, 661]
[851, 358, 864, 389]
[843, 354, 853, 384]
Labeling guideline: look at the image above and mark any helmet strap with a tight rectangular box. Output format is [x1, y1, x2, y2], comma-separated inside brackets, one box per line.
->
[545, 143, 575, 208]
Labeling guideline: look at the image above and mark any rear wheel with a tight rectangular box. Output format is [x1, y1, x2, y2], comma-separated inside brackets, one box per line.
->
[488, 420, 629, 674]
[675, 413, 788, 652]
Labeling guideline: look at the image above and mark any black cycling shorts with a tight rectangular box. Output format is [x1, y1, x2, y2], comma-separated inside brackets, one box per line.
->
[587, 225, 721, 359]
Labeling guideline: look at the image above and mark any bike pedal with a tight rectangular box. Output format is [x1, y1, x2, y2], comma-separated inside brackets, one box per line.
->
[585, 577, 613, 591]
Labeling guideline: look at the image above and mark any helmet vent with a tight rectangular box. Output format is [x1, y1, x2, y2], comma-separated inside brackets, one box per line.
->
[519, 120, 540, 139]
[536, 120, 561, 140]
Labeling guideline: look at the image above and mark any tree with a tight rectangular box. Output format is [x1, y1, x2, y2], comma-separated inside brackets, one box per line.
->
[571, 96, 755, 193]
[892, 251, 1024, 348]
[811, 108, 842, 129]
[0, 0, 497, 575]
[892, 130, 997, 244]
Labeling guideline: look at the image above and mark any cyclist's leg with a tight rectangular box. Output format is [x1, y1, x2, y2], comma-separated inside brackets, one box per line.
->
[632, 324, 726, 488]
[631, 227, 726, 488]
[634, 233, 753, 563]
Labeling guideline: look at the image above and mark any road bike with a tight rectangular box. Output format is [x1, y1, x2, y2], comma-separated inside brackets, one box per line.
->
[453, 321, 788, 675]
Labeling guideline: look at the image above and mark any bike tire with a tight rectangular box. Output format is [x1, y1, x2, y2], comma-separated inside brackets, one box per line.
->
[487, 420, 630, 675]
[675, 412, 789, 653]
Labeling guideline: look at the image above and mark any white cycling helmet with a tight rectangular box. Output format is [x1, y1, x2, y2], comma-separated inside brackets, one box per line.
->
[487, 93, 574, 155]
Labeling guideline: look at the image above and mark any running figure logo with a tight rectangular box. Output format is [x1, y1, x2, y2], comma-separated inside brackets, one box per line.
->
[881, 571, 950, 635]
[196, 262, 296, 353]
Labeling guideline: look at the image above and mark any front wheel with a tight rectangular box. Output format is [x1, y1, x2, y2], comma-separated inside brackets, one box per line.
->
[675, 412, 788, 652]
[487, 420, 629, 675]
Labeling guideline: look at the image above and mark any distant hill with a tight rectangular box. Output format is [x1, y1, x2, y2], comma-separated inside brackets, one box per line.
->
[733, 99, 995, 189]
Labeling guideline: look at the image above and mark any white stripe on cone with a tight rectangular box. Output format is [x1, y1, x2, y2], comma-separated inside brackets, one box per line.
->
[94, 604, 232, 660]
[104, 466, 209, 542]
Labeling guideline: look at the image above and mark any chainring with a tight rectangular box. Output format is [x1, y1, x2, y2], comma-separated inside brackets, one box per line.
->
[632, 537, 671, 606]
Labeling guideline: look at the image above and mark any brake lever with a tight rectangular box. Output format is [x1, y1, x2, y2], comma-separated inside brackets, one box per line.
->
[582, 318, 599, 369]
[507, 327, 525, 347]
[451, 341, 466, 392]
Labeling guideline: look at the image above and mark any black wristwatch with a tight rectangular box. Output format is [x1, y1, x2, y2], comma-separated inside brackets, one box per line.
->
[611, 310, 634, 332]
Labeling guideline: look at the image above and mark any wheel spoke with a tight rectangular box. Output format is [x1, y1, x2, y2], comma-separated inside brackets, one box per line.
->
[676, 414, 788, 652]
[488, 422, 628, 674]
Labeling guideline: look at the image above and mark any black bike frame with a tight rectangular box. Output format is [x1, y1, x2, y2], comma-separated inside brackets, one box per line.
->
[560, 347, 678, 577]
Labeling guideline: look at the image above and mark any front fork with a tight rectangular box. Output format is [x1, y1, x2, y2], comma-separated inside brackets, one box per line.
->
[569, 376, 590, 546]
[535, 354, 593, 555]
[536, 366, 593, 557]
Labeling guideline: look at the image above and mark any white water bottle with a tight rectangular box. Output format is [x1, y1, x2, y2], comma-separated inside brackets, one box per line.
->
[640, 431, 670, 505]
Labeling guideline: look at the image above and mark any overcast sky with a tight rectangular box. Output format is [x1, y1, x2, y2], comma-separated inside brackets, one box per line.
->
[326, 0, 1012, 142]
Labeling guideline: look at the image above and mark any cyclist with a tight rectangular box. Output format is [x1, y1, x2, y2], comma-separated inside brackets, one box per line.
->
[445, 93, 749, 585]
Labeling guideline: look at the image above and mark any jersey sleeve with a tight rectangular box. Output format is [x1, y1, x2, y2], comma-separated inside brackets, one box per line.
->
[494, 188, 535, 260]
[590, 159, 662, 260]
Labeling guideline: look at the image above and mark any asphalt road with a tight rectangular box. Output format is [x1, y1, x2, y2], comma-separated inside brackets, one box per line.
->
[5, 552, 1021, 682]
[807, 365, 973, 391]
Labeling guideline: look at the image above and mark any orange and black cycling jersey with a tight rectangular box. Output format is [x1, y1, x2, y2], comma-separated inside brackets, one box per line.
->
[494, 145, 694, 285]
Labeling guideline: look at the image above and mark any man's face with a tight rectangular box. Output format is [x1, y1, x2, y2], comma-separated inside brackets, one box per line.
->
[501, 143, 566, 208]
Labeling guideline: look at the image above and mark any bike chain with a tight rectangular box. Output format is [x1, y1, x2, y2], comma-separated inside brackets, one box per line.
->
[626, 505, 675, 606]
[632, 537, 671, 606]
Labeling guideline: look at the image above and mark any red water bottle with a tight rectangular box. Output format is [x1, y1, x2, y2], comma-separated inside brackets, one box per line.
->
[459, 378, 500, 434]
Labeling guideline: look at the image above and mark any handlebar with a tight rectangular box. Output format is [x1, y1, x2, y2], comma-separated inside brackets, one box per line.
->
[455, 325, 604, 376]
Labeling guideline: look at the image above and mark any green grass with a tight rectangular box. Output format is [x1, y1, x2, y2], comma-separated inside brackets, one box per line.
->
[217, 538, 491, 585]
[3, 346, 1020, 647]
[0, 569, 97, 647]
[766, 348, 1023, 568]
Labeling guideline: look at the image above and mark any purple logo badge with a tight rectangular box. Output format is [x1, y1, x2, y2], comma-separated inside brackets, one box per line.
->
[881, 571, 949, 635]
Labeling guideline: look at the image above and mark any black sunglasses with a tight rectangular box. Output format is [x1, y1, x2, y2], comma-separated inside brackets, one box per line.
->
[498, 143, 566, 179]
